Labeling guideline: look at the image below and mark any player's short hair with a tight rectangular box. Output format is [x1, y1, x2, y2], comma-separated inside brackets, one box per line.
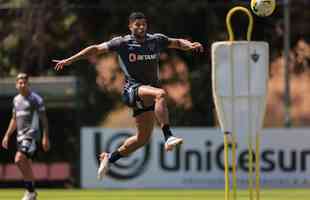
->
[128, 12, 146, 23]
[16, 73, 29, 81]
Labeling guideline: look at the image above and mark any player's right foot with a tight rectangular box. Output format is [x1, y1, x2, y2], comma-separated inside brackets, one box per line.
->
[21, 191, 37, 200]
[164, 136, 183, 151]
[97, 152, 109, 180]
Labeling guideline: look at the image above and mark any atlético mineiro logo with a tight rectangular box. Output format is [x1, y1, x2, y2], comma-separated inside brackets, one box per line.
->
[148, 43, 155, 51]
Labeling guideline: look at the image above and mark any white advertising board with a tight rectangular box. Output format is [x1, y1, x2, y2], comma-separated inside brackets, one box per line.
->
[81, 128, 310, 188]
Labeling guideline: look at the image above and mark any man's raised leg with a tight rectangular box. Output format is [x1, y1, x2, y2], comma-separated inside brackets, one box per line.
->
[138, 85, 183, 151]
[98, 111, 154, 179]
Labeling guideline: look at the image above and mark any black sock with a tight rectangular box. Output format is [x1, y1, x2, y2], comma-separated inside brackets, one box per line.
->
[162, 124, 173, 141]
[24, 181, 35, 193]
[108, 151, 123, 163]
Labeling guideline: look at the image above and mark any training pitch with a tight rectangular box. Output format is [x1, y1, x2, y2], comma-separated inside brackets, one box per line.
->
[1, 189, 309, 200]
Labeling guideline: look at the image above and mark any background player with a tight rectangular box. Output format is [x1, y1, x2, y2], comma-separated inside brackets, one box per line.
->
[1, 73, 50, 200]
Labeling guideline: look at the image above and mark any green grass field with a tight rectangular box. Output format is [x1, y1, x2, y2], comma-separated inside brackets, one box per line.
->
[1, 189, 309, 200]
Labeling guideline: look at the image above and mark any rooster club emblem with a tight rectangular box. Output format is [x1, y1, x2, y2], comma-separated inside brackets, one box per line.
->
[251, 50, 260, 63]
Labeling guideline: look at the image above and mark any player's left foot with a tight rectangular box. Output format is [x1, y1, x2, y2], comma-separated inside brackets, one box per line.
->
[97, 152, 109, 180]
[21, 191, 37, 200]
[164, 136, 183, 151]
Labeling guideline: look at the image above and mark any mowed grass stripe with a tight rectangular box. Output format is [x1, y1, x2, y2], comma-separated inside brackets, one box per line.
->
[0, 189, 309, 200]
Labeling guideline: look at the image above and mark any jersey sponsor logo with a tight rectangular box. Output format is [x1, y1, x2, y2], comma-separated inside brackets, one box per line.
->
[129, 53, 137, 62]
[15, 99, 30, 108]
[128, 53, 158, 62]
[16, 110, 31, 117]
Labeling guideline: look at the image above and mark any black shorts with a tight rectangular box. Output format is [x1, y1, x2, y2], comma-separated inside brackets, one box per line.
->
[122, 80, 155, 117]
[17, 138, 37, 159]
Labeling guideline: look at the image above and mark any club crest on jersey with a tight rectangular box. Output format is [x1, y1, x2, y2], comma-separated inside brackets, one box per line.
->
[147, 43, 155, 51]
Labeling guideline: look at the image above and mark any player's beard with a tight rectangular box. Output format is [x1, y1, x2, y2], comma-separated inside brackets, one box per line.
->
[134, 31, 146, 41]
[19, 88, 30, 96]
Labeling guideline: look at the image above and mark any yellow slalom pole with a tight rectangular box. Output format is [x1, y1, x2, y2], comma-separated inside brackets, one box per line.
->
[224, 133, 230, 200]
[225, 6, 255, 200]
[256, 133, 261, 200]
[231, 133, 237, 200]
[248, 134, 254, 200]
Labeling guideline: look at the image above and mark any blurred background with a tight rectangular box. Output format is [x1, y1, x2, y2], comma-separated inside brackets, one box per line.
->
[0, 0, 309, 188]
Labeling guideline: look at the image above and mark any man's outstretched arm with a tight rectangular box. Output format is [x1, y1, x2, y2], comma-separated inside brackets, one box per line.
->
[53, 42, 110, 71]
[167, 38, 204, 52]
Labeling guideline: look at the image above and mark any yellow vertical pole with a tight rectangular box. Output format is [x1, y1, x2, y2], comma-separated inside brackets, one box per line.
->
[224, 133, 230, 200]
[256, 133, 261, 200]
[231, 133, 237, 200]
[248, 134, 254, 200]
[225, 6, 255, 200]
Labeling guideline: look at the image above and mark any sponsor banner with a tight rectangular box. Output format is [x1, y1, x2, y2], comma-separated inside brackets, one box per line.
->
[81, 128, 310, 188]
